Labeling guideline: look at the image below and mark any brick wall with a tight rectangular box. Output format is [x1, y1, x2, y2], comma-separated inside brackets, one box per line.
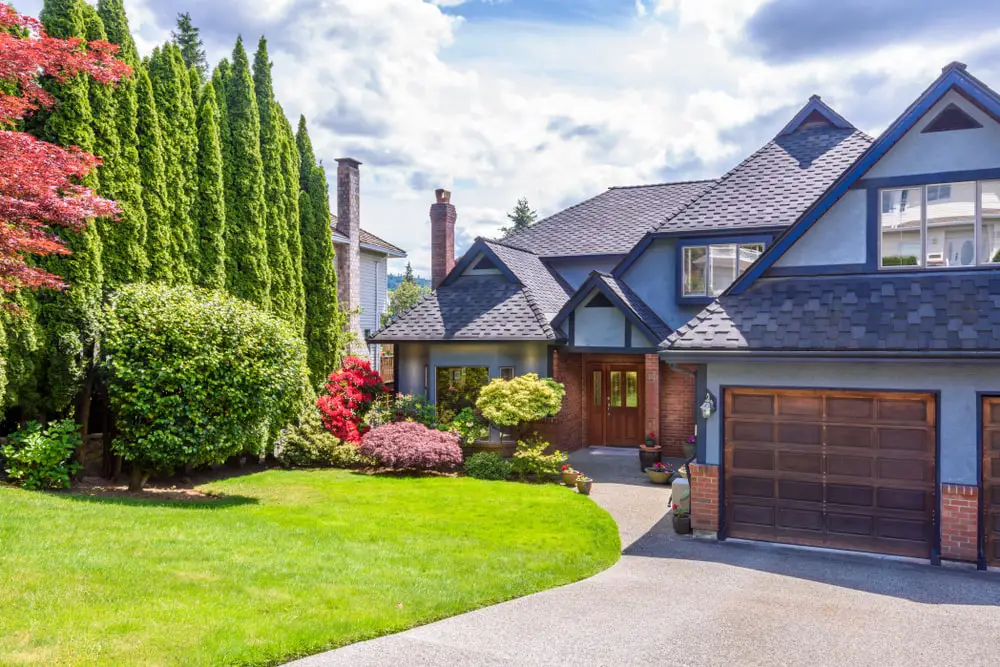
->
[690, 463, 719, 532]
[941, 483, 979, 562]
[644, 355, 660, 443]
[660, 363, 695, 457]
[550, 349, 584, 451]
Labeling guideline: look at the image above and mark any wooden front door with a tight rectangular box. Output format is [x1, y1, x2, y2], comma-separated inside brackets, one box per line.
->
[983, 397, 1000, 566]
[587, 363, 644, 446]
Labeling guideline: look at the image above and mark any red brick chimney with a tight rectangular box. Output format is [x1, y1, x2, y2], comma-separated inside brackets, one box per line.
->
[335, 158, 363, 352]
[430, 188, 457, 289]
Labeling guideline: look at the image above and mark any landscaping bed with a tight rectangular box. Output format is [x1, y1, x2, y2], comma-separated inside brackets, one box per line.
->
[0, 469, 619, 666]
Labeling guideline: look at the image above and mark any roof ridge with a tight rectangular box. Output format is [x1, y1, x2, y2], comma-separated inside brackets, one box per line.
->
[607, 178, 718, 191]
[483, 236, 539, 255]
[519, 285, 559, 340]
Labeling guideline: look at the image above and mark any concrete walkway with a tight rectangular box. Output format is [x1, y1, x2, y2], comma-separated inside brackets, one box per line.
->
[291, 448, 1000, 667]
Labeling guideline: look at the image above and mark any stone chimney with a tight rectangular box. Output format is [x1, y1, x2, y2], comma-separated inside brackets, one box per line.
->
[335, 158, 363, 352]
[430, 188, 457, 289]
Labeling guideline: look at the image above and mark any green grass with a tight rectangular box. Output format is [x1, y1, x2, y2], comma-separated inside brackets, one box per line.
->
[0, 470, 620, 666]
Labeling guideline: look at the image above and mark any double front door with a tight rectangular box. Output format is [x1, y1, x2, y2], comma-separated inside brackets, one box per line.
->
[587, 363, 644, 446]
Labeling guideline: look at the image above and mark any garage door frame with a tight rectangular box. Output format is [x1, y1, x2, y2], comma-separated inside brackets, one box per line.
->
[718, 384, 941, 563]
[978, 392, 996, 570]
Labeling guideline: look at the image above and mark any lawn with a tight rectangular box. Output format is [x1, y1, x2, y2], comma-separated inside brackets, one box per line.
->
[0, 470, 620, 666]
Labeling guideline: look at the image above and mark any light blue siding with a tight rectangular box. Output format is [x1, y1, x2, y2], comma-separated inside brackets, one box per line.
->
[547, 256, 621, 290]
[620, 238, 704, 330]
[773, 189, 868, 268]
[703, 360, 1000, 485]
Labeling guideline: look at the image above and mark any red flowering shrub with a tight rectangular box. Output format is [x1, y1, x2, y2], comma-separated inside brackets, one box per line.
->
[317, 357, 386, 443]
[359, 422, 463, 471]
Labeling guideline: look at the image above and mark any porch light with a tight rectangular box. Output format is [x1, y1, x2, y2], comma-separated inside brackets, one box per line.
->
[700, 392, 717, 420]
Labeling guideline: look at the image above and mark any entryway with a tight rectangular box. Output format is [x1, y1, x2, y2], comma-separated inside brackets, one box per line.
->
[586, 362, 644, 446]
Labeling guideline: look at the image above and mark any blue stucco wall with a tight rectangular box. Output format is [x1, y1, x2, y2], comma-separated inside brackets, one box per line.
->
[621, 238, 703, 330]
[547, 256, 621, 290]
[575, 298, 626, 347]
[702, 360, 1000, 485]
[773, 189, 868, 268]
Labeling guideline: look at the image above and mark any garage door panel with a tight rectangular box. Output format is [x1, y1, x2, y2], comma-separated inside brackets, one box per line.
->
[987, 432, 1000, 453]
[777, 507, 824, 531]
[878, 428, 931, 452]
[730, 476, 774, 499]
[826, 425, 873, 448]
[983, 397, 1000, 567]
[778, 423, 823, 446]
[825, 483, 874, 507]
[878, 399, 930, 423]
[731, 393, 773, 416]
[877, 487, 931, 512]
[827, 397, 874, 420]
[878, 457, 931, 483]
[779, 479, 823, 503]
[730, 421, 773, 443]
[731, 447, 774, 471]
[826, 512, 875, 537]
[877, 517, 930, 542]
[826, 454, 872, 478]
[777, 451, 822, 475]
[731, 504, 774, 527]
[776, 395, 822, 418]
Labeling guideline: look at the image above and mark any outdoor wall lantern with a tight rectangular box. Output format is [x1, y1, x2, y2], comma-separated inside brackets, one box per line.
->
[700, 391, 717, 420]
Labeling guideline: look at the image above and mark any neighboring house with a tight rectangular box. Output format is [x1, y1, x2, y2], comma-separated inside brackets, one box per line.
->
[370, 97, 870, 456]
[664, 62, 1000, 569]
[329, 159, 407, 372]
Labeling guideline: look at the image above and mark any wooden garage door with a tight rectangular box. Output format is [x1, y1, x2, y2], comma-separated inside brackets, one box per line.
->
[724, 389, 936, 558]
[983, 397, 1000, 566]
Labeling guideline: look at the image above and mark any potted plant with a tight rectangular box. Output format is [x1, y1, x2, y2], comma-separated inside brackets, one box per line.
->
[672, 504, 691, 534]
[561, 464, 580, 486]
[639, 431, 661, 471]
[684, 434, 696, 460]
[576, 475, 593, 495]
[645, 461, 674, 484]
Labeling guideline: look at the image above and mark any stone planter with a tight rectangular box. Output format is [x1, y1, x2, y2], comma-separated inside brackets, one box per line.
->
[562, 471, 580, 487]
[672, 514, 691, 534]
[576, 479, 593, 495]
[645, 469, 670, 485]
[638, 446, 662, 472]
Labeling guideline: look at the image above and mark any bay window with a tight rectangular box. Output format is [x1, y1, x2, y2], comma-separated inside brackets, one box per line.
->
[682, 241, 766, 298]
[880, 180, 1000, 268]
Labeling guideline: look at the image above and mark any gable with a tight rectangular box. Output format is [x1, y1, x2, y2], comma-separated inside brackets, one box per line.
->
[463, 252, 503, 276]
[922, 103, 983, 133]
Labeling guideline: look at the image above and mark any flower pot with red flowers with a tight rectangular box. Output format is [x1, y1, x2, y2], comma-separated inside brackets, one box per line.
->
[683, 434, 696, 460]
[645, 461, 674, 485]
[561, 464, 581, 487]
[672, 504, 691, 534]
[576, 475, 593, 495]
[639, 432, 661, 472]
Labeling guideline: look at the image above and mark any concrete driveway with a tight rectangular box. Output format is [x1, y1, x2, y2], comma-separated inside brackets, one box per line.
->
[290, 448, 1000, 667]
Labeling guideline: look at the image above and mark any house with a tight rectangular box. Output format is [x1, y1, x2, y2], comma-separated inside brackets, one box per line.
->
[329, 159, 407, 372]
[370, 96, 870, 456]
[665, 62, 1000, 569]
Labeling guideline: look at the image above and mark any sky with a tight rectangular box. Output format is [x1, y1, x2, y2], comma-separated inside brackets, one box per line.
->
[14, 0, 1000, 278]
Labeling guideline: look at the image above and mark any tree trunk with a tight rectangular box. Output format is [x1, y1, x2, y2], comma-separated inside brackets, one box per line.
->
[128, 466, 150, 492]
[73, 367, 96, 481]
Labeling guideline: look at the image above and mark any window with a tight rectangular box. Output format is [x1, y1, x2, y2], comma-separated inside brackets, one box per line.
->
[499, 366, 515, 381]
[609, 371, 622, 408]
[625, 371, 638, 408]
[682, 240, 768, 298]
[435, 366, 489, 423]
[880, 181, 987, 269]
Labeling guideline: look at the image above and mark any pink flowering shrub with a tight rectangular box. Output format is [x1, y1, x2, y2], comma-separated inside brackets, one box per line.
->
[359, 422, 463, 471]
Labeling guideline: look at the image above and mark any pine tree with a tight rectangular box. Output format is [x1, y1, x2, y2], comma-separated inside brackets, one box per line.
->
[224, 37, 270, 308]
[147, 44, 197, 283]
[172, 12, 207, 79]
[278, 106, 306, 334]
[194, 83, 226, 289]
[253, 37, 295, 323]
[501, 197, 538, 236]
[96, 0, 149, 284]
[136, 65, 173, 282]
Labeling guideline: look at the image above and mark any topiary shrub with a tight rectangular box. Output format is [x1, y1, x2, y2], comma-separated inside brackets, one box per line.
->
[476, 373, 565, 440]
[464, 451, 512, 481]
[511, 437, 567, 482]
[275, 406, 369, 468]
[317, 357, 386, 443]
[1, 419, 81, 490]
[359, 421, 463, 472]
[101, 284, 310, 490]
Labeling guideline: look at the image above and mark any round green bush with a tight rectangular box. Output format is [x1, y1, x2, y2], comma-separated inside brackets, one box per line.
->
[464, 451, 513, 481]
[101, 284, 310, 487]
[276, 406, 369, 468]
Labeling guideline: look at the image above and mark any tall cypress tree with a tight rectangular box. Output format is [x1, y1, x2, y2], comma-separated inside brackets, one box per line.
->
[194, 84, 226, 289]
[253, 37, 295, 323]
[278, 106, 306, 334]
[223, 37, 270, 308]
[96, 0, 149, 284]
[211, 59, 232, 181]
[296, 115, 316, 191]
[297, 117, 344, 385]
[147, 44, 197, 283]
[188, 65, 201, 110]
[136, 65, 173, 283]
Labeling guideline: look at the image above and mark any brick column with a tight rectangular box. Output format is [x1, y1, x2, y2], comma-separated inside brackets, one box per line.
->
[941, 483, 979, 562]
[690, 463, 719, 533]
[644, 354, 660, 442]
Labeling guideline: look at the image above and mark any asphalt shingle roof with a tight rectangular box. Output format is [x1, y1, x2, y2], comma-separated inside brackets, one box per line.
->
[502, 180, 716, 257]
[664, 273, 1000, 354]
[484, 240, 572, 317]
[658, 126, 873, 234]
[370, 275, 558, 342]
[594, 273, 672, 344]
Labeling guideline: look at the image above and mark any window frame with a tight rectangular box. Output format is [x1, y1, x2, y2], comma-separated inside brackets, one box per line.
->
[676, 235, 773, 305]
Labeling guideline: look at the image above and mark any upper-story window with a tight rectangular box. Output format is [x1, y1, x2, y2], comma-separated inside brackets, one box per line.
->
[880, 180, 1000, 268]
[682, 242, 766, 297]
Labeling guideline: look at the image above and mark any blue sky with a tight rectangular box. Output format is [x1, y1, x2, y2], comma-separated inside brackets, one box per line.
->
[12, 0, 1000, 278]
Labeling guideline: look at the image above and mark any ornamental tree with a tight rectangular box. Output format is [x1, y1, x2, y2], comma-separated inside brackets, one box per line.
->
[317, 357, 386, 443]
[476, 373, 565, 438]
[0, 3, 129, 295]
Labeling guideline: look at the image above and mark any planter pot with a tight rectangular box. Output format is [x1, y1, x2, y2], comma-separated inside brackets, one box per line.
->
[562, 472, 580, 486]
[672, 514, 692, 534]
[645, 469, 670, 485]
[683, 441, 696, 460]
[576, 479, 593, 495]
[638, 446, 662, 472]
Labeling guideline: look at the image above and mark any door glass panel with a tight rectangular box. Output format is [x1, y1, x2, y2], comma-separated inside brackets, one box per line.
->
[625, 372, 638, 408]
[592, 371, 602, 406]
[610, 372, 622, 408]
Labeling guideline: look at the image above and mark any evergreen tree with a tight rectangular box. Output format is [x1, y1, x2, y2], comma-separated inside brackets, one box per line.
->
[501, 197, 538, 236]
[194, 84, 226, 289]
[188, 65, 201, 110]
[224, 37, 270, 308]
[171, 12, 207, 79]
[147, 44, 197, 283]
[296, 115, 316, 191]
[210, 60, 233, 203]
[404, 261, 415, 282]
[136, 65, 173, 282]
[253, 37, 296, 323]
[278, 107, 306, 334]
[96, 0, 149, 284]
[381, 274, 429, 328]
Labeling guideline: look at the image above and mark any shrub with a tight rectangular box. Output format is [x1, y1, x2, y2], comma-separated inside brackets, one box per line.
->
[464, 452, 512, 481]
[359, 421, 463, 471]
[449, 407, 490, 446]
[317, 357, 386, 443]
[275, 407, 368, 468]
[395, 393, 438, 427]
[101, 284, 310, 490]
[476, 373, 565, 430]
[1, 419, 82, 490]
[511, 437, 567, 482]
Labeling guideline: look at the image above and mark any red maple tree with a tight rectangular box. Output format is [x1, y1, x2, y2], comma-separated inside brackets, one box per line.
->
[0, 4, 130, 294]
